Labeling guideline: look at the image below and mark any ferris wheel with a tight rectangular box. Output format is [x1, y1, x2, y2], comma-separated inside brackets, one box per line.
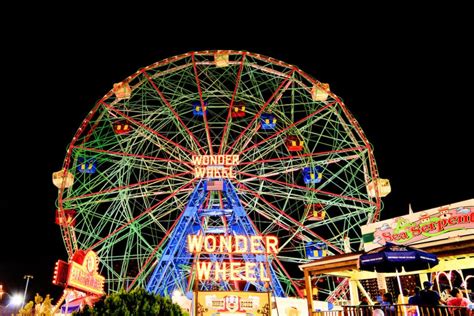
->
[52, 50, 384, 298]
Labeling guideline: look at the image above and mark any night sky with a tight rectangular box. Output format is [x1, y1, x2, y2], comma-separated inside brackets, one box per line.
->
[1, 8, 472, 304]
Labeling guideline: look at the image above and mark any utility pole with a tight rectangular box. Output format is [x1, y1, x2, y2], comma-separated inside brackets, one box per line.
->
[22, 275, 33, 307]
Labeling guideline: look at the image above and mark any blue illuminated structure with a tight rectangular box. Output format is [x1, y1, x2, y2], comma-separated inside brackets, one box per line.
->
[305, 241, 327, 260]
[192, 101, 208, 116]
[77, 157, 97, 174]
[260, 113, 276, 130]
[146, 179, 284, 298]
[303, 166, 323, 184]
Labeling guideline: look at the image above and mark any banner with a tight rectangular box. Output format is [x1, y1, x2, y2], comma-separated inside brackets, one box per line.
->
[361, 199, 474, 251]
[196, 291, 271, 316]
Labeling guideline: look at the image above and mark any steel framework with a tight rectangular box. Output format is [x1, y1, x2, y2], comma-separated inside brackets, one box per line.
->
[53, 50, 382, 299]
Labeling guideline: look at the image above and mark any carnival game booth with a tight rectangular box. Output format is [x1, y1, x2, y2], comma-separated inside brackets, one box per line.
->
[299, 199, 474, 314]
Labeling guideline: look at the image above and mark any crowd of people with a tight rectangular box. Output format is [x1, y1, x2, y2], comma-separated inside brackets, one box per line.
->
[358, 281, 472, 315]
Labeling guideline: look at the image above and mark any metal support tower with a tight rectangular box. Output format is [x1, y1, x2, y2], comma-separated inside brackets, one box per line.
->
[146, 179, 284, 297]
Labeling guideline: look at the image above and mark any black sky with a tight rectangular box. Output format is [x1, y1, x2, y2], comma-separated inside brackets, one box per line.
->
[1, 8, 472, 302]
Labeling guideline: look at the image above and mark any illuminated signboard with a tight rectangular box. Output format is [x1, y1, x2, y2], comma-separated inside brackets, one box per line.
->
[361, 199, 474, 251]
[196, 291, 270, 316]
[67, 250, 105, 295]
[192, 155, 239, 178]
[53, 259, 69, 287]
[188, 234, 278, 282]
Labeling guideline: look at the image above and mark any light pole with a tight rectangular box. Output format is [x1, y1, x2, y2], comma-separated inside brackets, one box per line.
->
[22, 275, 33, 307]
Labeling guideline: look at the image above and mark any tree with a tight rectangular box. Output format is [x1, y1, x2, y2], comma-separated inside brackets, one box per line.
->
[17, 301, 33, 316]
[17, 293, 53, 316]
[38, 294, 53, 316]
[73, 287, 188, 316]
[34, 293, 43, 306]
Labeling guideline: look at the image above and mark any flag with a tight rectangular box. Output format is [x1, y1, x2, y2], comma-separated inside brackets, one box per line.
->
[206, 180, 224, 191]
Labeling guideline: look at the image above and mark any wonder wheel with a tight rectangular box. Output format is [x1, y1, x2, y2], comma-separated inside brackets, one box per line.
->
[53, 50, 383, 299]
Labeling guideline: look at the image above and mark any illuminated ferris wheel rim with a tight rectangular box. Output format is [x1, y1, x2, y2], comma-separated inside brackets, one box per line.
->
[58, 49, 382, 251]
[62, 49, 378, 185]
[54, 49, 385, 296]
[57, 50, 383, 237]
[59, 50, 381, 232]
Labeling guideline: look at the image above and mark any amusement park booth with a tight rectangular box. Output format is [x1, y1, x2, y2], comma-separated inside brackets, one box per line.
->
[299, 198, 474, 314]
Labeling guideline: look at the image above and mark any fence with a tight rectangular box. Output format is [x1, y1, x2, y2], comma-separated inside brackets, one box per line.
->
[312, 304, 471, 316]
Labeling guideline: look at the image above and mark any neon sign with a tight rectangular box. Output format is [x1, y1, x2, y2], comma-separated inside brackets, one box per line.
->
[372, 206, 474, 245]
[192, 155, 239, 178]
[188, 234, 278, 282]
[196, 291, 270, 316]
[187, 235, 278, 254]
[195, 261, 270, 282]
[67, 250, 105, 295]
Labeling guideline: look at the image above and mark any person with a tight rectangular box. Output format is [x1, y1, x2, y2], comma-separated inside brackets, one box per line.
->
[408, 287, 422, 316]
[381, 292, 395, 315]
[381, 292, 394, 305]
[373, 308, 385, 316]
[359, 295, 369, 306]
[409, 286, 422, 305]
[376, 289, 385, 305]
[419, 281, 445, 306]
[398, 289, 409, 303]
[440, 286, 452, 303]
[398, 289, 409, 315]
[446, 287, 470, 315]
[359, 296, 370, 316]
[419, 281, 446, 316]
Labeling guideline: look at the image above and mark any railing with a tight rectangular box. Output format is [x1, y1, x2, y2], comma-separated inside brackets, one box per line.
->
[312, 304, 472, 316]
